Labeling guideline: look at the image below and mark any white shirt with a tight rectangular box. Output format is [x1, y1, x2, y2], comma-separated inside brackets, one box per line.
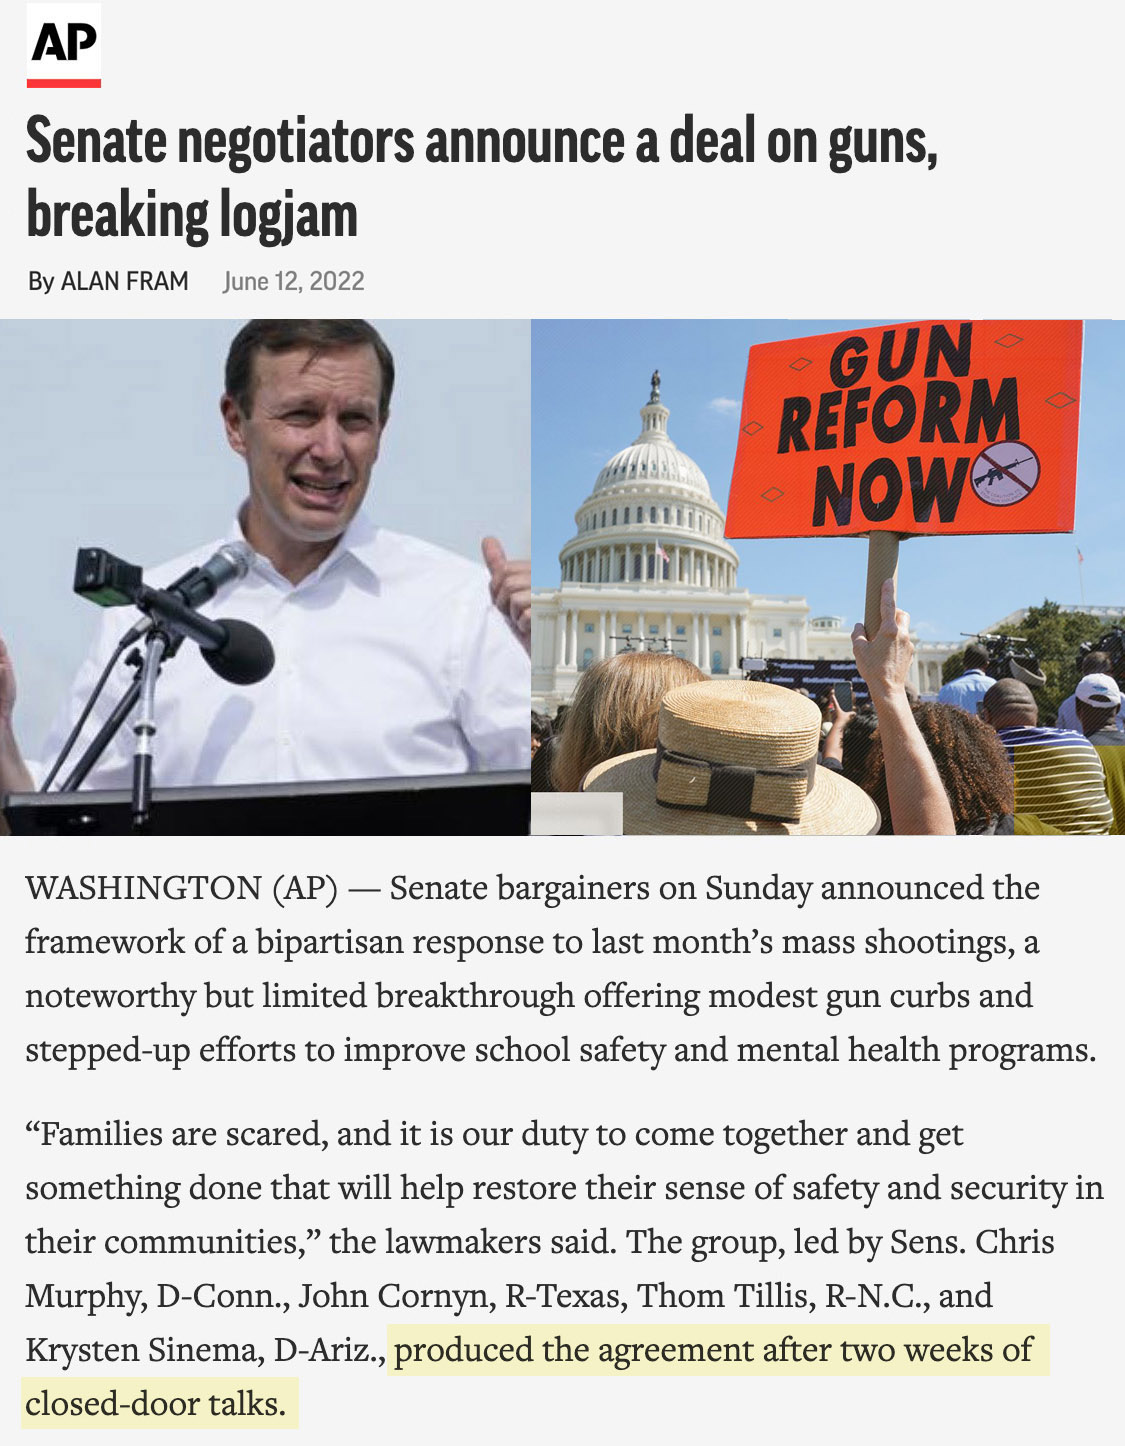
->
[936, 669, 993, 714]
[39, 514, 530, 790]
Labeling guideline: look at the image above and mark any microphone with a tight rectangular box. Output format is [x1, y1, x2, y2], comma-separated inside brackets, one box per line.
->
[205, 620, 275, 685]
[159, 541, 272, 683]
[136, 587, 275, 685]
[167, 540, 254, 609]
[73, 541, 274, 684]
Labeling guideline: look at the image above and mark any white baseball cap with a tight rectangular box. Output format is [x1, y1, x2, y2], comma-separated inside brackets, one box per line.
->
[1076, 672, 1122, 708]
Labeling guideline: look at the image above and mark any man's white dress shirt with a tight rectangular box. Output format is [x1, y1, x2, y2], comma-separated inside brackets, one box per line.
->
[39, 514, 530, 790]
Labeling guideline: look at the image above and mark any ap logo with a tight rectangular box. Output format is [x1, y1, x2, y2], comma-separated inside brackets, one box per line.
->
[27, 4, 102, 87]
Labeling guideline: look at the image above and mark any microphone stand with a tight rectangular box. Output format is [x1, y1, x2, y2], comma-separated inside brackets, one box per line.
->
[59, 630, 185, 803]
[130, 627, 170, 831]
[52, 549, 272, 821]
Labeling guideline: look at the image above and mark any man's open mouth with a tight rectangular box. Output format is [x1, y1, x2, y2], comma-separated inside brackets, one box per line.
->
[291, 477, 351, 500]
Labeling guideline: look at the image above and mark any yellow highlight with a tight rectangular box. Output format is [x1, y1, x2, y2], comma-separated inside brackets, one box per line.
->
[387, 1325, 1049, 1377]
[21, 1378, 298, 1430]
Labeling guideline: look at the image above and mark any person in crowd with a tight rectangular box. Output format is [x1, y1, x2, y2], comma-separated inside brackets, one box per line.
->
[937, 641, 993, 715]
[531, 711, 552, 757]
[530, 711, 556, 792]
[819, 686, 856, 771]
[981, 678, 1112, 834]
[581, 580, 955, 836]
[858, 702, 1015, 835]
[1074, 673, 1124, 833]
[1056, 651, 1124, 735]
[549, 651, 705, 793]
[840, 710, 879, 783]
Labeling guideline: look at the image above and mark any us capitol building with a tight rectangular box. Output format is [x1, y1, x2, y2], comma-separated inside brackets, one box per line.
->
[531, 373, 952, 710]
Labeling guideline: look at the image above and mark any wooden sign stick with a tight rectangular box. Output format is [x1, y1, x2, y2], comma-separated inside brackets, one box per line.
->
[864, 533, 902, 639]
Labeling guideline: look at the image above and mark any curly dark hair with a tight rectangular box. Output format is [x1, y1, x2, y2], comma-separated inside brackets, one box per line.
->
[859, 702, 1014, 835]
[840, 709, 879, 784]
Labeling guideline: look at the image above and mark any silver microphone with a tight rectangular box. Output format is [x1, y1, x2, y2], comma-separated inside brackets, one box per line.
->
[168, 540, 253, 609]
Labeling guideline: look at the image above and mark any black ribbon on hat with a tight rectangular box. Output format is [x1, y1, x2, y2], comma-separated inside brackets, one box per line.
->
[652, 741, 817, 823]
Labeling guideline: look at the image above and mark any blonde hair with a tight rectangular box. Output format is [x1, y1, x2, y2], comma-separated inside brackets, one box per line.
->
[550, 651, 706, 792]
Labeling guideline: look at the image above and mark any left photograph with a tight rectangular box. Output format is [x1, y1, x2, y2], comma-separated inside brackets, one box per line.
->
[0, 320, 531, 835]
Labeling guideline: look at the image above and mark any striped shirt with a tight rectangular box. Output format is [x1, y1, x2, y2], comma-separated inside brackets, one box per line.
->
[995, 726, 1112, 836]
[1089, 727, 1125, 835]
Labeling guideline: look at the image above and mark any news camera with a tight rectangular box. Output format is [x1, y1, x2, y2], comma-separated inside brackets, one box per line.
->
[968, 632, 1047, 689]
[1077, 627, 1125, 684]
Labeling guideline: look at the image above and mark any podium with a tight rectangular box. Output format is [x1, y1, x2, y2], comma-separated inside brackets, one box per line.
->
[1, 771, 530, 836]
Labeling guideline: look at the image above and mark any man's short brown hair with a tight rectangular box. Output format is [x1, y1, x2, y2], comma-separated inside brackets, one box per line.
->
[224, 319, 395, 422]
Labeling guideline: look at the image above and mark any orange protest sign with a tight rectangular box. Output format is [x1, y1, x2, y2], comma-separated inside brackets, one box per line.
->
[726, 320, 1082, 538]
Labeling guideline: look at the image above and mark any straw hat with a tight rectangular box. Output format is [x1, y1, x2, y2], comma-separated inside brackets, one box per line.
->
[582, 680, 880, 835]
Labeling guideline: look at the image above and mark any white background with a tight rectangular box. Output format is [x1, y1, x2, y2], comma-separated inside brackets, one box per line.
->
[2, 0, 1122, 1440]
[3, 2, 1121, 317]
[3, 838, 1119, 1441]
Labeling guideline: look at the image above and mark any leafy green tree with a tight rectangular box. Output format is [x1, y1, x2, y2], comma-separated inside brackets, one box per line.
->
[941, 649, 967, 686]
[1020, 603, 1124, 720]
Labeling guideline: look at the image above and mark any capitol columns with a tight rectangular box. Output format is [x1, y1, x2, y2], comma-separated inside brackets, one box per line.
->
[597, 611, 606, 660]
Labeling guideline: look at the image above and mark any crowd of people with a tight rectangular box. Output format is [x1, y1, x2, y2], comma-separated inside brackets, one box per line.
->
[532, 583, 1124, 836]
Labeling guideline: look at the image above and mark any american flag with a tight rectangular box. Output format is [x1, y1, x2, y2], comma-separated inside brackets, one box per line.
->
[1077, 547, 1084, 564]
[656, 541, 670, 562]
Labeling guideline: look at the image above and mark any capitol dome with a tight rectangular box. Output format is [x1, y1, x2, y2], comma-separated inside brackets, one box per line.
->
[592, 372, 711, 497]
[532, 363, 954, 712]
[559, 373, 739, 589]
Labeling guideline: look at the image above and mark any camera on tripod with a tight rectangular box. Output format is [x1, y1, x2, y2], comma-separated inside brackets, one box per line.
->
[1077, 627, 1125, 684]
[968, 632, 1047, 689]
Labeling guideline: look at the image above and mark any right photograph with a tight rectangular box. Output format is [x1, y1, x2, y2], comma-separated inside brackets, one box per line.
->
[530, 320, 1124, 835]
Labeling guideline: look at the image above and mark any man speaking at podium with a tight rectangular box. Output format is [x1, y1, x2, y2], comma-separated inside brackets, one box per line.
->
[0, 319, 530, 796]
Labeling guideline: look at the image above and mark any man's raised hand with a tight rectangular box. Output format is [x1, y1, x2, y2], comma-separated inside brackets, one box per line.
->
[0, 631, 18, 728]
[0, 632, 34, 795]
[482, 537, 531, 655]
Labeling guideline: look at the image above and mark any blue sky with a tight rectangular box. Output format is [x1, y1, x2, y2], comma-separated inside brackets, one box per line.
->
[532, 320, 1125, 642]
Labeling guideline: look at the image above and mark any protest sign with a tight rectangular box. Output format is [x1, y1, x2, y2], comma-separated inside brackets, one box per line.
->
[727, 320, 1082, 540]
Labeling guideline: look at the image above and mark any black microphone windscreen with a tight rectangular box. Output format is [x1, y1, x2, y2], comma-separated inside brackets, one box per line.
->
[203, 619, 275, 685]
